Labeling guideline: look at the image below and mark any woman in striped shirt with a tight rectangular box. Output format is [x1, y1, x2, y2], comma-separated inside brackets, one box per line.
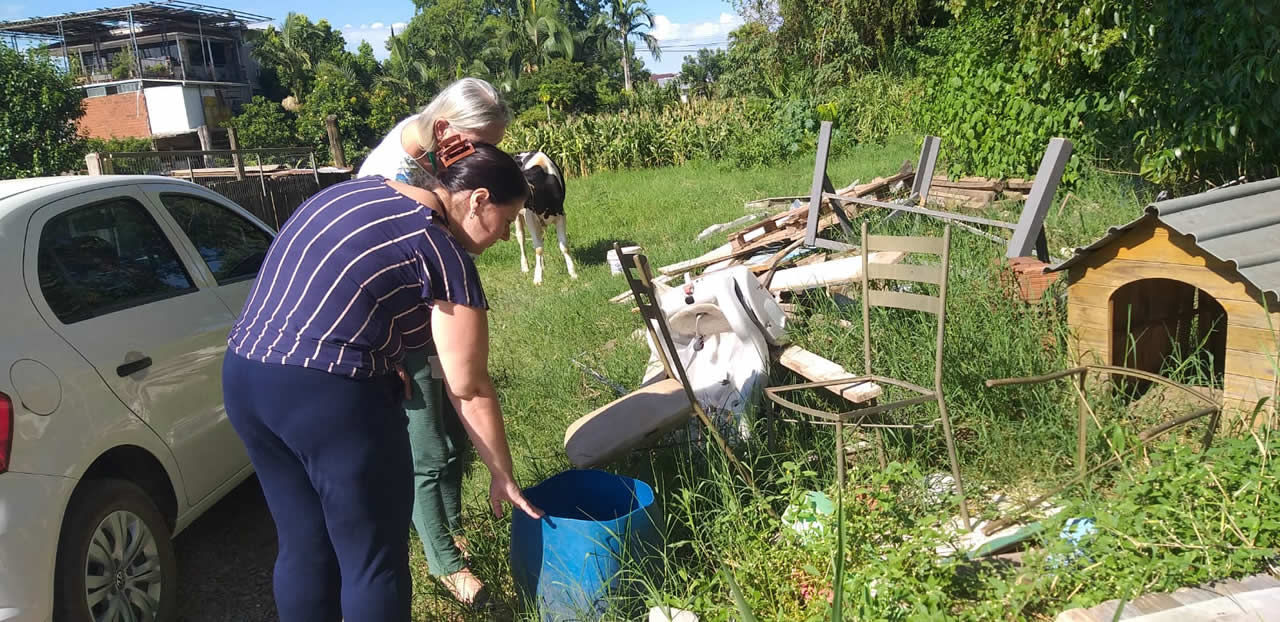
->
[358, 78, 512, 605]
[222, 140, 540, 622]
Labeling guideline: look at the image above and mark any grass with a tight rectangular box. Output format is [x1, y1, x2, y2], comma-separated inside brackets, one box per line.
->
[408, 138, 1280, 620]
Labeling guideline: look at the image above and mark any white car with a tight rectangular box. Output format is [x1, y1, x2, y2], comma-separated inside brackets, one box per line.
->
[0, 176, 276, 622]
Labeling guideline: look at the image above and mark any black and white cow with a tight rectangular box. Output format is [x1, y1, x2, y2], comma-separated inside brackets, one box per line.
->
[513, 150, 577, 284]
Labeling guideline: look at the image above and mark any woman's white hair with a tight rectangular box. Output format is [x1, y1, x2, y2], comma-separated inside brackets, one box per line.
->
[414, 78, 511, 152]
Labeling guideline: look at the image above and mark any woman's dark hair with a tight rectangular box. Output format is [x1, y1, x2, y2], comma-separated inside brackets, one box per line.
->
[435, 142, 529, 205]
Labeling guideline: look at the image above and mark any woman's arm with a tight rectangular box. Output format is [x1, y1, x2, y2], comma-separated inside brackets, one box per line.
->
[432, 300, 543, 520]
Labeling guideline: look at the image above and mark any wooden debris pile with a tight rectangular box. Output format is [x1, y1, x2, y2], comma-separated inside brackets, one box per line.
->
[927, 176, 1033, 209]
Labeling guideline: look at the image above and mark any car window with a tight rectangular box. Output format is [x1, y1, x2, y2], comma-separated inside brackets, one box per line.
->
[37, 198, 197, 324]
[159, 194, 272, 285]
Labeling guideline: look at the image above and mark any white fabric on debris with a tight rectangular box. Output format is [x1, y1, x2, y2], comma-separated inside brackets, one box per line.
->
[641, 266, 787, 441]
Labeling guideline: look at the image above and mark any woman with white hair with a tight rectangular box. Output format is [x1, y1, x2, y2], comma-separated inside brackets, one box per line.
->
[357, 78, 513, 607]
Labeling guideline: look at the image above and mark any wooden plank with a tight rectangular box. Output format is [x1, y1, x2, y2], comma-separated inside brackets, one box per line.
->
[1075, 259, 1260, 304]
[609, 274, 674, 304]
[867, 262, 944, 285]
[1224, 347, 1280, 382]
[930, 187, 999, 202]
[868, 290, 941, 314]
[776, 345, 881, 403]
[1226, 323, 1280, 357]
[1005, 178, 1034, 192]
[865, 234, 946, 255]
[563, 377, 693, 468]
[1067, 302, 1109, 330]
[661, 212, 842, 277]
[658, 242, 733, 275]
[768, 252, 906, 293]
[932, 176, 1006, 191]
[853, 168, 914, 197]
[1070, 283, 1280, 332]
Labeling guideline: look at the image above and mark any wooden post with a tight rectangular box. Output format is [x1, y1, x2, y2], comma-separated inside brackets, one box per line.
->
[85, 152, 103, 175]
[325, 115, 346, 168]
[227, 126, 245, 181]
[196, 124, 214, 168]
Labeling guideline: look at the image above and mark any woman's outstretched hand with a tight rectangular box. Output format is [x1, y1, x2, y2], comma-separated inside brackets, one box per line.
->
[491, 475, 544, 520]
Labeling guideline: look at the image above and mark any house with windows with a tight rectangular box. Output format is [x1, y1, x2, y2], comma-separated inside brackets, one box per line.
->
[1048, 178, 1280, 415]
[0, 1, 269, 147]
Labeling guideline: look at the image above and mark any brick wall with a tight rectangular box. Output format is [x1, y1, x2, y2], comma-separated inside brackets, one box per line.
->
[79, 91, 151, 139]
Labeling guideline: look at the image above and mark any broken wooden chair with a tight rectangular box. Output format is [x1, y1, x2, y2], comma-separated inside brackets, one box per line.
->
[564, 245, 778, 517]
[763, 222, 972, 529]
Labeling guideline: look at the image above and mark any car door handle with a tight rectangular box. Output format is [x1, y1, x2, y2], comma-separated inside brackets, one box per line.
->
[117, 356, 153, 377]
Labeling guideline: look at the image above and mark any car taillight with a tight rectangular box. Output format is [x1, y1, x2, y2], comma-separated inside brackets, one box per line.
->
[0, 392, 11, 474]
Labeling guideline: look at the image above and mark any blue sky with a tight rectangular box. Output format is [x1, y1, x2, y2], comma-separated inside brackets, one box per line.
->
[2, 0, 740, 74]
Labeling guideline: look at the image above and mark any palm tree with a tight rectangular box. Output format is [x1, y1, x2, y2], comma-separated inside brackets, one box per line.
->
[251, 13, 317, 103]
[597, 0, 661, 91]
[516, 0, 576, 71]
[377, 30, 434, 110]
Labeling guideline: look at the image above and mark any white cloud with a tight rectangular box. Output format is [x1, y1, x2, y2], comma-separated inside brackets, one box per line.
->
[341, 19, 411, 60]
[649, 12, 743, 44]
[1, 3, 25, 19]
[651, 15, 681, 41]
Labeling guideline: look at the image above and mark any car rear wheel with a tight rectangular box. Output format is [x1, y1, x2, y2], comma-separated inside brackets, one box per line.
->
[54, 478, 178, 622]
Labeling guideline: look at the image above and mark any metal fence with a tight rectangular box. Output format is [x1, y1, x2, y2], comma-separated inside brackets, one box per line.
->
[87, 147, 352, 228]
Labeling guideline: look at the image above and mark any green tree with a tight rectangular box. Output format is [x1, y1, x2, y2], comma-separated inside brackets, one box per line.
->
[378, 32, 435, 110]
[516, 0, 577, 70]
[596, 0, 661, 91]
[225, 96, 299, 148]
[679, 48, 727, 98]
[720, 22, 785, 98]
[297, 61, 374, 164]
[249, 13, 348, 103]
[399, 0, 498, 84]
[0, 48, 85, 178]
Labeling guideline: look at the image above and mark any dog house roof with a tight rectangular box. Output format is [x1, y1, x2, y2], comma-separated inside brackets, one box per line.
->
[1048, 177, 1280, 304]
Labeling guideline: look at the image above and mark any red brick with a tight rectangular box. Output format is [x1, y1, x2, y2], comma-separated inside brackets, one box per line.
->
[995, 256, 1060, 303]
[79, 91, 151, 139]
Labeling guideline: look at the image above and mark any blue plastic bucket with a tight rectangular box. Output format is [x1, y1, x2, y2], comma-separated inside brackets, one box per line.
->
[510, 470, 663, 621]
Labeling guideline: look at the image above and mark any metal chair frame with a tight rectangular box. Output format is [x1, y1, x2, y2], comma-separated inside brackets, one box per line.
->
[763, 222, 972, 529]
[616, 244, 778, 520]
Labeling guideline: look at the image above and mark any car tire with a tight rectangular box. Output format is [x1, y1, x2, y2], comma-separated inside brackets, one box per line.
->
[53, 478, 178, 622]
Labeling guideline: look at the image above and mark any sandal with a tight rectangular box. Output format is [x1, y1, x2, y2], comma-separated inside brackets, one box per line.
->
[441, 567, 489, 609]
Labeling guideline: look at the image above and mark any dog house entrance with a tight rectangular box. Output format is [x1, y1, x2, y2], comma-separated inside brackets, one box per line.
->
[1110, 278, 1227, 394]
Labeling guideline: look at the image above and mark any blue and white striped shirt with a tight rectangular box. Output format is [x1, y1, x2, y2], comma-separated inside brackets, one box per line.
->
[228, 176, 487, 378]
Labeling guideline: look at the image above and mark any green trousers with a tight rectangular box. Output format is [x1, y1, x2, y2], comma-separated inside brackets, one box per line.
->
[402, 349, 469, 577]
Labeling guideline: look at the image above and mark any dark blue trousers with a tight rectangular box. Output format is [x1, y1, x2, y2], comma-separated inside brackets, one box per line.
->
[222, 353, 412, 622]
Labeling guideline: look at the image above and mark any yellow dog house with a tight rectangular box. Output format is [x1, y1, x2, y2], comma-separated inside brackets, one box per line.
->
[1047, 178, 1280, 413]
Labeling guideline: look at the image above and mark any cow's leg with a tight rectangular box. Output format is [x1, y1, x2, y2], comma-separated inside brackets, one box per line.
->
[515, 208, 529, 273]
[527, 211, 546, 285]
[555, 214, 578, 279]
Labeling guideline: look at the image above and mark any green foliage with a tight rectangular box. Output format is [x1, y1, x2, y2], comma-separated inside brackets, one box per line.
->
[109, 49, 136, 81]
[723, 0, 942, 98]
[0, 48, 85, 178]
[296, 62, 374, 163]
[248, 13, 349, 102]
[916, 10, 1096, 183]
[512, 58, 601, 114]
[721, 22, 786, 99]
[400, 0, 496, 88]
[922, 0, 1280, 186]
[225, 96, 300, 149]
[598, 0, 662, 91]
[679, 48, 728, 98]
[367, 85, 413, 139]
[502, 75, 919, 175]
[84, 136, 153, 153]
